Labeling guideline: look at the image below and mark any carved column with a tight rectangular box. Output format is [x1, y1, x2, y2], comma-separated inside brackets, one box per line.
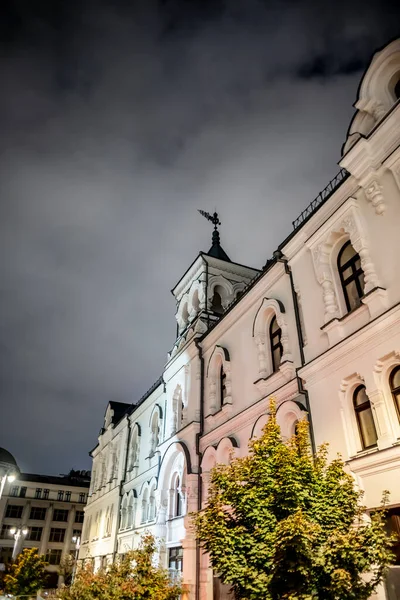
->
[368, 388, 394, 450]
[255, 334, 268, 378]
[363, 178, 386, 215]
[182, 474, 199, 600]
[312, 243, 340, 322]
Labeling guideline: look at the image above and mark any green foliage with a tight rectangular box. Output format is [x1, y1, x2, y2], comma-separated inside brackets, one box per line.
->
[4, 547, 48, 596]
[194, 399, 395, 600]
[60, 534, 182, 600]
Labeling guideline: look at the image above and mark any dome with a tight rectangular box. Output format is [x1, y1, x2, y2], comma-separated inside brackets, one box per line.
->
[0, 447, 19, 470]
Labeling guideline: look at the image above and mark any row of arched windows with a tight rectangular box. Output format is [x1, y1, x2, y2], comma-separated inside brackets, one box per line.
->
[353, 366, 400, 450]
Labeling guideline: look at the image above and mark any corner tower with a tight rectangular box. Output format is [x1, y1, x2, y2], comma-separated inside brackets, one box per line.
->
[168, 212, 259, 359]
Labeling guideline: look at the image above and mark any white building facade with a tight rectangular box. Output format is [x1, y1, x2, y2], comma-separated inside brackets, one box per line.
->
[79, 39, 400, 600]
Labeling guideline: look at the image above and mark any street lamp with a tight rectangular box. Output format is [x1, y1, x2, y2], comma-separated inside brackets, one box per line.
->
[0, 448, 20, 500]
[9, 526, 29, 560]
[71, 535, 81, 582]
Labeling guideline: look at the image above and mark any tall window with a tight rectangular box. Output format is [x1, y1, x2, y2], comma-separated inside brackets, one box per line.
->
[353, 385, 378, 449]
[168, 547, 183, 581]
[57, 491, 64, 501]
[269, 315, 283, 373]
[35, 488, 42, 499]
[65, 491, 71, 502]
[43, 489, 49, 500]
[75, 510, 84, 523]
[174, 476, 182, 518]
[219, 365, 226, 406]
[338, 241, 365, 312]
[390, 366, 400, 421]
[211, 289, 224, 315]
[79, 493, 86, 503]
[10, 486, 19, 497]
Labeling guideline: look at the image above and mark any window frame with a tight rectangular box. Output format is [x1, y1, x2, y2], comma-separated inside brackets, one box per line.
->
[337, 240, 365, 313]
[53, 508, 69, 522]
[390, 365, 400, 422]
[30, 506, 47, 521]
[353, 384, 378, 450]
[5, 504, 23, 519]
[269, 315, 283, 373]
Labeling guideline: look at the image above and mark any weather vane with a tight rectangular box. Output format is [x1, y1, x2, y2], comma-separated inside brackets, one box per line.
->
[197, 209, 221, 230]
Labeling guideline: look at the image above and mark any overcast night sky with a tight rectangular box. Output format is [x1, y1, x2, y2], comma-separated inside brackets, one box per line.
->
[0, 0, 399, 475]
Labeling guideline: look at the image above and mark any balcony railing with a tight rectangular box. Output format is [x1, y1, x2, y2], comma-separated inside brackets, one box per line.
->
[292, 168, 350, 231]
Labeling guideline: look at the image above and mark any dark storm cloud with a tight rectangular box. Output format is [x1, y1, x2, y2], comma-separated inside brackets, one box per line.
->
[0, 0, 398, 474]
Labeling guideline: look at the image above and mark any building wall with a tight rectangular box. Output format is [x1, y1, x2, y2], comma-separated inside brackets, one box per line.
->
[79, 39, 400, 600]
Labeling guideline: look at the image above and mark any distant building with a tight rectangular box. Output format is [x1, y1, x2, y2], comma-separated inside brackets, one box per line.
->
[0, 466, 90, 587]
[80, 39, 400, 600]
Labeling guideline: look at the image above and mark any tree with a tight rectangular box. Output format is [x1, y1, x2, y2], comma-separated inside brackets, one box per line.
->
[194, 399, 395, 600]
[60, 534, 182, 600]
[4, 547, 48, 597]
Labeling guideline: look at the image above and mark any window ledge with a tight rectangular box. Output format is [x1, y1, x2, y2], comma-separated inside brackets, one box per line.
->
[205, 403, 233, 428]
[321, 304, 369, 346]
[253, 361, 295, 397]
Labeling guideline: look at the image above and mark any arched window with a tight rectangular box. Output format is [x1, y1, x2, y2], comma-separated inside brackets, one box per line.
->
[390, 366, 400, 421]
[211, 289, 224, 315]
[337, 241, 365, 312]
[269, 315, 282, 373]
[219, 364, 227, 406]
[174, 476, 182, 517]
[353, 385, 378, 449]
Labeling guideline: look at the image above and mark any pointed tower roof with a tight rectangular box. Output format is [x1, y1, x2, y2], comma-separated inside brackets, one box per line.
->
[198, 210, 231, 262]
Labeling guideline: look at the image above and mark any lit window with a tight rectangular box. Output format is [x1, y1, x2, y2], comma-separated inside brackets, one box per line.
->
[353, 385, 377, 449]
[338, 241, 365, 312]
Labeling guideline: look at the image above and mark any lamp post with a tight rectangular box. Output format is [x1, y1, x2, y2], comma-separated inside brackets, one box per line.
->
[71, 535, 80, 583]
[9, 525, 29, 560]
[0, 447, 20, 500]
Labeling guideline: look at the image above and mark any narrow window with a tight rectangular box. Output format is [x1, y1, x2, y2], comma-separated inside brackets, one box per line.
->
[269, 315, 283, 373]
[353, 385, 378, 449]
[174, 477, 182, 517]
[220, 365, 226, 406]
[390, 366, 400, 422]
[338, 241, 365, 312]
[211, 290, 224, 315]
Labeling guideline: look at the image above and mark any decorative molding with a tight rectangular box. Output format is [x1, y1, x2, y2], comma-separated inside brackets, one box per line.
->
[362, 176, 386, 215]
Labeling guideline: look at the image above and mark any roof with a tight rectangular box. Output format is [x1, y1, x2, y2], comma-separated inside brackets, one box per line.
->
[108, 401, 131, 424]
[206, 228, 231, 262]
[18, 472, 90, 488]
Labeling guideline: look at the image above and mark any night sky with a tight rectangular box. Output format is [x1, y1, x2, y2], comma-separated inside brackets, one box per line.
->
[0, 0, 399, 475]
